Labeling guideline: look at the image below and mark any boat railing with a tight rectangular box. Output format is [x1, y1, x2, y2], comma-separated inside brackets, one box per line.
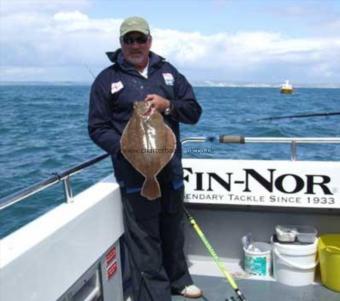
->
[182, 135, 340, 161]
[1, 136, 340, 212]
[0, 153, 109, 211]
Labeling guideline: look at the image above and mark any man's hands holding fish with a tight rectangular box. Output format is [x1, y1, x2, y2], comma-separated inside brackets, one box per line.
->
[145, 94, 171, 113]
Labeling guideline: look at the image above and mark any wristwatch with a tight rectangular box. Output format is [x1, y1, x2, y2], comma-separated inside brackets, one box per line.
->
[164, 103, 173, 115]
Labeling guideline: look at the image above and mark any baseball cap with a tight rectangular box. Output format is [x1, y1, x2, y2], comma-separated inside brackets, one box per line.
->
[120, 17, 150, 37]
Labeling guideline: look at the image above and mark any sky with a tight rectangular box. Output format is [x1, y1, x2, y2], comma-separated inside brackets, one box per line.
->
[1, 0, 340, 85]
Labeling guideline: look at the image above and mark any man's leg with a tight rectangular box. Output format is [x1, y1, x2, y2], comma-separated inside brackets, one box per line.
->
[160, 185, 193, 292]
[121, 189, 172, 301]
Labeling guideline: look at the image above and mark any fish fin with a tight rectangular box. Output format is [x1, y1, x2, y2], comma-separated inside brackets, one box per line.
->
[141, 177, 161, 200]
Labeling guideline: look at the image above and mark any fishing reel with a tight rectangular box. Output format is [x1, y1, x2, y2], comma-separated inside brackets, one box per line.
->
[226, 296, 247, 301]
[226, 297, 246, 301]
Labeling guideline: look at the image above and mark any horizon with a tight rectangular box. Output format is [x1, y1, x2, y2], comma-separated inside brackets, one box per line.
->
[1, 0, 340, 84]
[1, 80, 340, 89]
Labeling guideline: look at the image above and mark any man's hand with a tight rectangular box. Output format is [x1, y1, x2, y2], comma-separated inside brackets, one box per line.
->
[144, 94, 170, 113]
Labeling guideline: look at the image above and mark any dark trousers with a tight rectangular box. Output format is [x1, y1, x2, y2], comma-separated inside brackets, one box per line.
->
[120, 183, 193, 301]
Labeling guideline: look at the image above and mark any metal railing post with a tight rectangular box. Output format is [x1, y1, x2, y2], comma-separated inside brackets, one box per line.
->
[63, 176, 73, 203]
[291, 141, 297, 161]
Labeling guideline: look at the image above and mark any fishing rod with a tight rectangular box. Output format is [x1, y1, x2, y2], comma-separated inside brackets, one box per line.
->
[183, 206, 247, 301]
[257, 111, 340, 121]
[83, 63, 96, 79]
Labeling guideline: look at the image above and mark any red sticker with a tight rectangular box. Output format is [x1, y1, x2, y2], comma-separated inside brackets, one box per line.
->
[105, 247, 117, 266]
[107, 261, 118, 280]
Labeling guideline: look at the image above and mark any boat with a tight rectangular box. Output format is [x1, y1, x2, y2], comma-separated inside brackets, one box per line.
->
[280, 80, 294, 94]
[1, 135, 340, 301]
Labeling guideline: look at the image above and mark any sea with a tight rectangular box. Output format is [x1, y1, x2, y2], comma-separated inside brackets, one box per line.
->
[0, 84, 340, 238]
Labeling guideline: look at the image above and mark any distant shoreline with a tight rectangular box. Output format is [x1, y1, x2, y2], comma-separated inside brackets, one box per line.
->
[1, 81, 340, 89]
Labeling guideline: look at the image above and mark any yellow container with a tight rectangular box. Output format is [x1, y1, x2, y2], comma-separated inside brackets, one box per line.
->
[318, 234, 340, 292]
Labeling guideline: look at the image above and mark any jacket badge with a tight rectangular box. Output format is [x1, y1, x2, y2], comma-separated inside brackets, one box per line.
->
[111, 81, 124, 94]
[162, 73, 174, 86]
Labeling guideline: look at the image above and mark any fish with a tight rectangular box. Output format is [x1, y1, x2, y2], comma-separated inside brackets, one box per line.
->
[120, 101, 177, 200]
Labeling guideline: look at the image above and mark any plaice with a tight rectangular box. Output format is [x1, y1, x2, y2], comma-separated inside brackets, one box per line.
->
[120, 101, 176, 200]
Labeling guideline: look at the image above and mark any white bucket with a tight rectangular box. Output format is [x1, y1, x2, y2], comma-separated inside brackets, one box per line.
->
[243, 242, 271, 276]
[273, 239, 318, 286]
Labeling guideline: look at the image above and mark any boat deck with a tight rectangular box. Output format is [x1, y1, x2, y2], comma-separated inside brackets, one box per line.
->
[172, 275, 340, 301]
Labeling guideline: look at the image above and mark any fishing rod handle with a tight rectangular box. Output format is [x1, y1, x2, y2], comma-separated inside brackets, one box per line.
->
[235, 289, 247, 301]
[219, 135, 245, 144]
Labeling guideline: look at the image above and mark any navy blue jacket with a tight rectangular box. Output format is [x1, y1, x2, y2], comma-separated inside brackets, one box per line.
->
[88, 49, 201, 191]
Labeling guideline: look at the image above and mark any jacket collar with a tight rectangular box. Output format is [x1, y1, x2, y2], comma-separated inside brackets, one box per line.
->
[105, 49, 165, 73]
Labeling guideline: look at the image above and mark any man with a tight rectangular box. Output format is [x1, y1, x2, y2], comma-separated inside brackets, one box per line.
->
[88, 16, 202, 300]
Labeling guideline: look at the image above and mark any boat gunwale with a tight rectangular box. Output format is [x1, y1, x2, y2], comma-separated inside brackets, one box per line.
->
[1, 136, 340, 212]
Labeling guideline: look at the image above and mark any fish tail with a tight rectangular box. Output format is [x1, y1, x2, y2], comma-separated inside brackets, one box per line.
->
[141, 177, 161, 200]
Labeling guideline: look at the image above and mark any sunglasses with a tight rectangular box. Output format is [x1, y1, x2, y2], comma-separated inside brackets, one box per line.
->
[123, 35, 149, 45]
